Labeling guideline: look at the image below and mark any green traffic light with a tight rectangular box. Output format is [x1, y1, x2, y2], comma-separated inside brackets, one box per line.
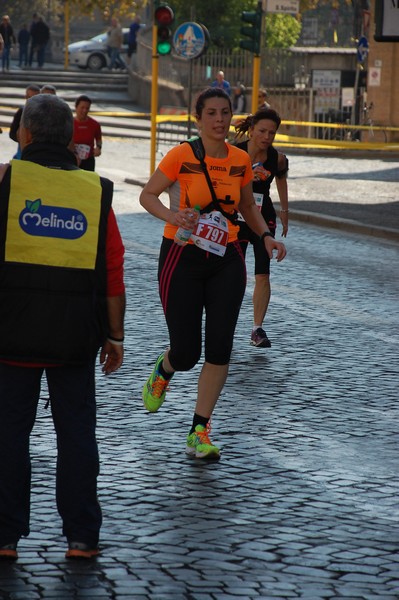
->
[157, 40, 172, 55]
[154, 4, 174, 56]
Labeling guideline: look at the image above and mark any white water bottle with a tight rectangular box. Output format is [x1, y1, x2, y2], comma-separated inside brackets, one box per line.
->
[174, 205, 200, 246]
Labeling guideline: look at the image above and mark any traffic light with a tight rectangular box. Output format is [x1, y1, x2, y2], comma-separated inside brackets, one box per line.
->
[239, 5, 262, 54]
[154, 4, 174, 55]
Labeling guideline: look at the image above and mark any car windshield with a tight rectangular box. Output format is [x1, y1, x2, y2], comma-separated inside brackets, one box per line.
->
[90, 33, 108, 43]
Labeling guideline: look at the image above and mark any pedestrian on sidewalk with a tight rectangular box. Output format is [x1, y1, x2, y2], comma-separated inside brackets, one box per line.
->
[0, 15, 16, 72]
[29, 14, 49, 68]
[257, 89, 271, 110]
[28, 13, 38, 66]
[211, 70, 231, 97]
[234, 108, 289, 348]
[107, 17, 126, 71]
[232, 83, 247, 115]
[140, 87, 286, 460]
[127, 15, 141, 69]
[73, 94, 102, 171]
[17, 24, 30, 67]
[0, 94, 126, 561]
[9, 83, 40, 159]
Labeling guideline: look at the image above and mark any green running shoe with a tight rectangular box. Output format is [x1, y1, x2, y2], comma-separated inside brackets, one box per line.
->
[186, 424, 220, 460]
[142, 353, 169, 412]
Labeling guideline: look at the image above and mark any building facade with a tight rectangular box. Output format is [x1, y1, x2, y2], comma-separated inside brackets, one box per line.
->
[367, 0, 399, 141]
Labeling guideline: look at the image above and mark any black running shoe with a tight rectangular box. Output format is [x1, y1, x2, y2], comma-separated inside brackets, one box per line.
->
[250, 327, 271, 348]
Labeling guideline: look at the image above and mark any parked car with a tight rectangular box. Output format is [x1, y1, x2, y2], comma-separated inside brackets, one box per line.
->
[68, 29, 129, 70]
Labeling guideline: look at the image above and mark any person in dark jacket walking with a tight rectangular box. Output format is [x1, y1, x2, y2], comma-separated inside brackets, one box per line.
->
[29, 14, 49, 67]
[18, 24, 30, 67]
[127, 15, 141, 68]
[0, 15, 16, 72]
[0, 94, 126, 562]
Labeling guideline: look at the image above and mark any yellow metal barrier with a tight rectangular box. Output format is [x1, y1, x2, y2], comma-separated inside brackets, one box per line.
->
[4, 107, 396, 152]
[87, 111, 399, 151]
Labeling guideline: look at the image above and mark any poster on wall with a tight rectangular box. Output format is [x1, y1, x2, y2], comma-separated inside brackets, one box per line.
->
[312, 70, 341, 114]
[375, 0, 399, 42]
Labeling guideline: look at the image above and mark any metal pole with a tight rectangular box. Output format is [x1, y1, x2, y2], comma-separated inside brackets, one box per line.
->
[351, 1, 364, 134]
[251, 1, 263, 114]
[187, 59, 193, 138]
[64, 0, 69, 70]
[308, 88, 314, 138]
[187, 4, 195, 138]
[351, 65, 360, 129]
[150, 21, 159, 174]
[251, 55, 261, 114]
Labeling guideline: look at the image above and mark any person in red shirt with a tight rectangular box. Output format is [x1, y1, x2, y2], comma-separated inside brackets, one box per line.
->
[73, 95, 102, 172]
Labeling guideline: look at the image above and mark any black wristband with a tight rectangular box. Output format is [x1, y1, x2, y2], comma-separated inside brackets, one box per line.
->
[108, 334, 124, 343]
[260, 231, 273, 242]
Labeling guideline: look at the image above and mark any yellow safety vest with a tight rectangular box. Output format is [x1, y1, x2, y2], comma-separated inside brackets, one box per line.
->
[6, 160, 102, 270]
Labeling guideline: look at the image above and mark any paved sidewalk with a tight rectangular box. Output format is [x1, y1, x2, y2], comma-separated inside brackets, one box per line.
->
[1, 211, 398, 599]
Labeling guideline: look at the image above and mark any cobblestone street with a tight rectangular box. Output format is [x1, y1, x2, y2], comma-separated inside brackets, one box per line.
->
[0, 136, 398, 599]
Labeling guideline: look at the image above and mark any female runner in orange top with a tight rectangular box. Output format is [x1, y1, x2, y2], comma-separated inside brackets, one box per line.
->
[139, 87, 286, 460]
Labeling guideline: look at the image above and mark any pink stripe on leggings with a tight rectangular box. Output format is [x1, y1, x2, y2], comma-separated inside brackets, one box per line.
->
[159, 242, 183, 314]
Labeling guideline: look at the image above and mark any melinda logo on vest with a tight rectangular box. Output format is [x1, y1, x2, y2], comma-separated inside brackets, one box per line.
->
[19, 198, 88, 239]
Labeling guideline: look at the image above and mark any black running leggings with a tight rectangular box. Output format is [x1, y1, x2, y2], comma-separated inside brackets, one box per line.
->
[158, 238, 247, 370]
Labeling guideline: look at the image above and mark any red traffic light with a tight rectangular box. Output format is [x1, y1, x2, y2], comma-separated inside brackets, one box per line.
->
[154, 5, 174, 26]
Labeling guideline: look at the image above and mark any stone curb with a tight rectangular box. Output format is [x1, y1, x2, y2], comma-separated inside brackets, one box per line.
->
[288, 209, 399, 243]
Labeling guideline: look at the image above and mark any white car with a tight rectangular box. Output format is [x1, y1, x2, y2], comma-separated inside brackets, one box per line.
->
[68, 29, 129, 70]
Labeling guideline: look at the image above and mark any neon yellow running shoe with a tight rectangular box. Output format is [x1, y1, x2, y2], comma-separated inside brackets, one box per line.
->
[142, 353, 169, 412]
[186, 423, 220, 460]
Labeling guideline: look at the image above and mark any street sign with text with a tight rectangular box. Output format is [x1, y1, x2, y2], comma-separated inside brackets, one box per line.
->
[266, 0, 299, 14]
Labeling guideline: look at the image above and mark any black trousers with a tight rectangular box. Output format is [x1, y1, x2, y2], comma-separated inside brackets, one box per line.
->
[158, 238, 247, 369]
[79, 156, 95, 172]
[0, 361, 102, 547]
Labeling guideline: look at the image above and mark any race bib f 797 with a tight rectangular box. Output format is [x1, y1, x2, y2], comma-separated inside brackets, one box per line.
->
[191, 211, 229, 257]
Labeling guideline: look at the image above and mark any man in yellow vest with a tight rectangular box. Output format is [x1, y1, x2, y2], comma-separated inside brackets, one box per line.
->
[0, 94, 126, 561]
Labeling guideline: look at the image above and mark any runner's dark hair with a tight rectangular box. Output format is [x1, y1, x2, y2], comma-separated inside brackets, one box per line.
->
[235, 107, 281, 140]
[194, 87, 232, 118]
[75, 94, 92, 108]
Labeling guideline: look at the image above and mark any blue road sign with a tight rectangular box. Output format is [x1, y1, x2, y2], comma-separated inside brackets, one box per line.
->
[357, 35, 369, 63]
[173, 22, 206, 59]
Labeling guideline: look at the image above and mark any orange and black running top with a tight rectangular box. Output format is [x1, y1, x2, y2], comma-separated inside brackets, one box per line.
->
[158, 141, 253, 243]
